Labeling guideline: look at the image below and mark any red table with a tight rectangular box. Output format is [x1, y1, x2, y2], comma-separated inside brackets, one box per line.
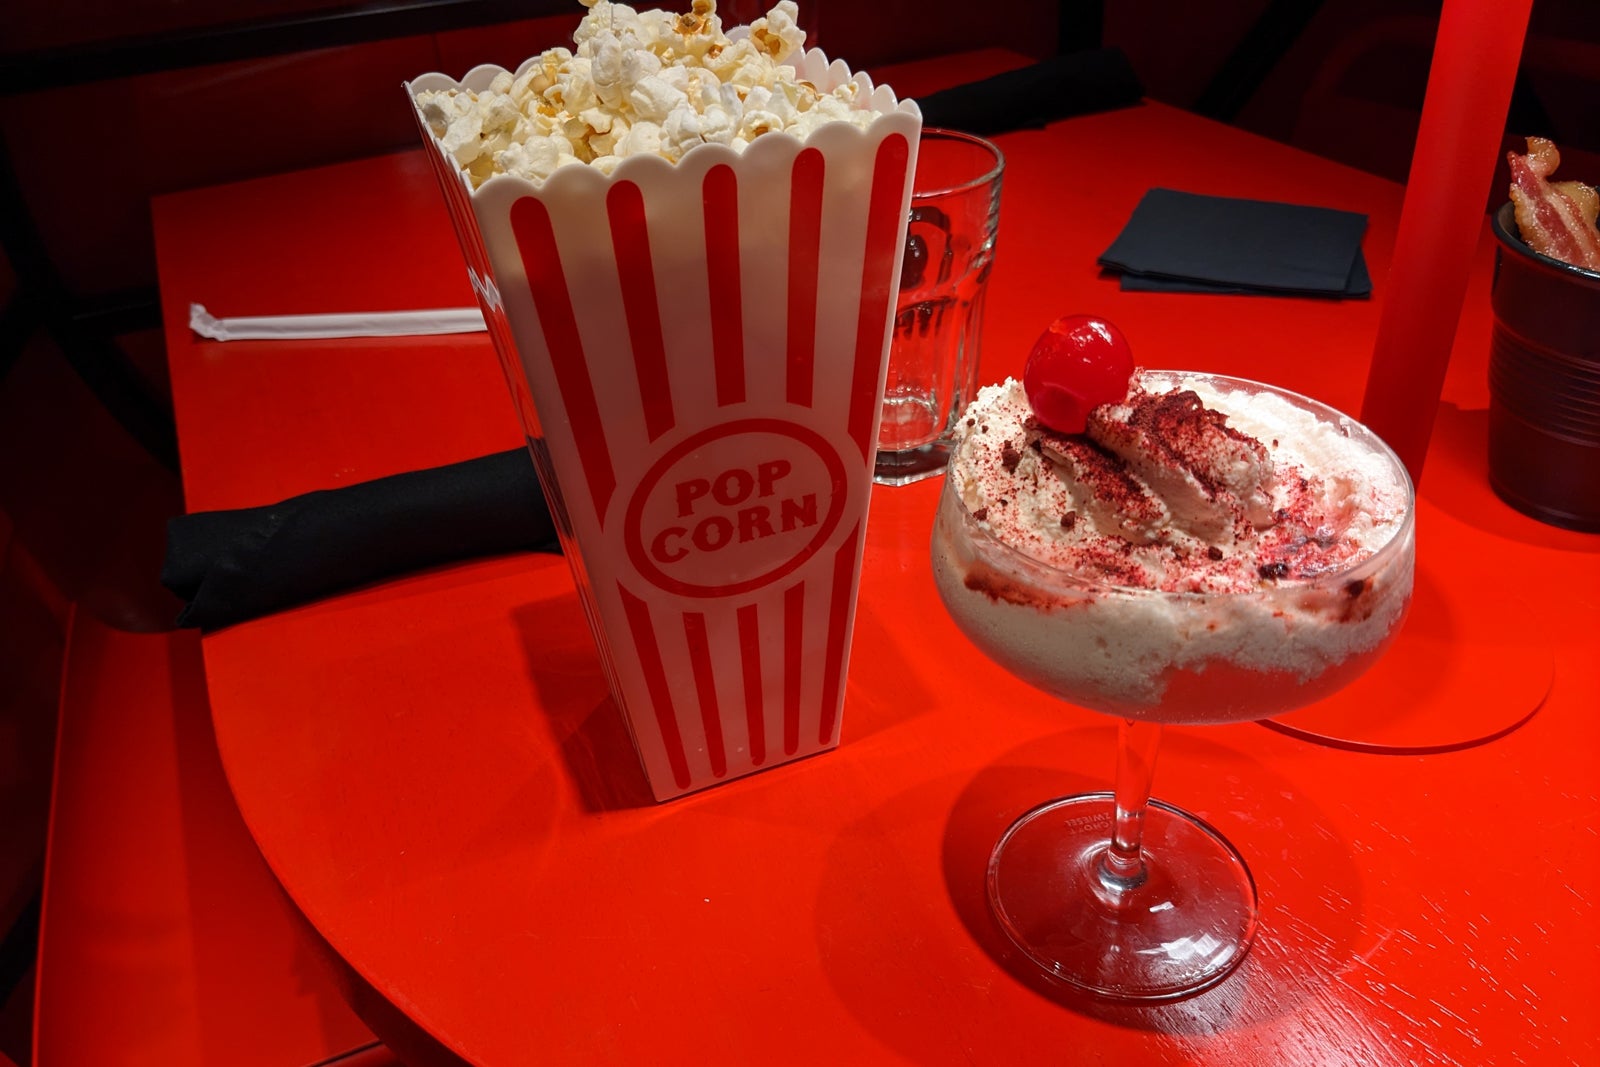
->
[153, 52, 1599, 1066]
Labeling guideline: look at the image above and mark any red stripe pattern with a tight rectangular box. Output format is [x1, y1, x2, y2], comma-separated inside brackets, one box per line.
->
[682, 612, 728, 778]
[608, 181, 676, 442]
[816, 524, 861, 745]
[783, 580, 806, 756]
[786, 148, 826, 407]
[510, 197, 617, 526]
[619, 585, 691, 790]
[704, 164, 746, 407]
[846, 133, 912, 459]
[737, 603, 765, 766]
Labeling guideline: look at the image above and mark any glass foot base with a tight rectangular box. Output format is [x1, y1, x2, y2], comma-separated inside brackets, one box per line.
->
[987, 793, 1257, 1002]
[873, 441, 951, 486]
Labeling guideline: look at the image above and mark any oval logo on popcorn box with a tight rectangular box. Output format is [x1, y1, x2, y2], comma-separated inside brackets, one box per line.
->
[623, 418, 849, 598]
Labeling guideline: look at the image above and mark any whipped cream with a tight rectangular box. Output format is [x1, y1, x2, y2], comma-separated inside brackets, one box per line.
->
[932, 372, 1414, 721]
[415, 0, 879, 185]
[947, 375, 1409, 594]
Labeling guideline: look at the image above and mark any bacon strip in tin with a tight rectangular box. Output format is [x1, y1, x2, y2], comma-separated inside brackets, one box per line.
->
[1507, 136, 1600, 271]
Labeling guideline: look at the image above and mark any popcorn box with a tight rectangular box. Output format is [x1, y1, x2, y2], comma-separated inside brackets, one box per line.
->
[407, 49, 921, 800]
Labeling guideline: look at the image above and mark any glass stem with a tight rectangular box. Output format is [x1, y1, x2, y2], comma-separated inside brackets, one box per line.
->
[1099, 718, 1164, 894]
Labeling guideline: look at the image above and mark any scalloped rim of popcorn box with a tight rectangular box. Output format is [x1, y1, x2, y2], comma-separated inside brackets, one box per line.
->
[405, 43, 922, 199]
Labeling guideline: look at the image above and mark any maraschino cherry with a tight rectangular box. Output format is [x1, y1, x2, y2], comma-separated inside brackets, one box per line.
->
[1022, 315, 1135, 434]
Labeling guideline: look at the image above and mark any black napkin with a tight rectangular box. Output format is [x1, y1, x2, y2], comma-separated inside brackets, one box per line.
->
[162, 447, 560, 631]
[916, 48, 1144, 136]
[1098, 187, 1372, 298]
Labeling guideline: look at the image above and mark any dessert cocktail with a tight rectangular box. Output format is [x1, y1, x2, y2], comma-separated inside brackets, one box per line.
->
[931, 317, 1415, 1000]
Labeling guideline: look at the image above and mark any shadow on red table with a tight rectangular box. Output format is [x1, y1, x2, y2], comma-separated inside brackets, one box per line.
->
[809, 727, 1365, 1060]
[837, 603, 947, 742]
[1266, 528, 1553, 754]
[511, 600, 656, 812]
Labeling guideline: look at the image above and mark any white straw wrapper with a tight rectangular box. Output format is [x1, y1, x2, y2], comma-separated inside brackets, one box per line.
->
[189, 303, 486, 341]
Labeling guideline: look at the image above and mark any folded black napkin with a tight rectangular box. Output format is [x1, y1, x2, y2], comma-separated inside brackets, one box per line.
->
[916, 48, 1144, 136]
[162, 447, 560, 631]
[1099, 187, 1372, 298]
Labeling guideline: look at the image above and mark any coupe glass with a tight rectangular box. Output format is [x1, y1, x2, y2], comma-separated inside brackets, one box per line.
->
[931, 372, 1416, 1001]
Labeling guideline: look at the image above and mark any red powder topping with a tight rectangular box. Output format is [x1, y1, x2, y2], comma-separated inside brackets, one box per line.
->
[1110, 388, 1269, 500]
[1000, 441, 1022, 473]
[954, 377, 1397, 596]
[1037, 433, 1165, 529]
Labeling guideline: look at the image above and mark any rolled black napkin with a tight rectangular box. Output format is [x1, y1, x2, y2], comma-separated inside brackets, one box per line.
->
[1099, 187, 1372, 298]
[916, 48, 1144, 136]
[163, 447, 560, 631]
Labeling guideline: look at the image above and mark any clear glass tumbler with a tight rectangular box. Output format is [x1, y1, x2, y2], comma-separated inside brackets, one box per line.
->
[874, 129, 1004, 486]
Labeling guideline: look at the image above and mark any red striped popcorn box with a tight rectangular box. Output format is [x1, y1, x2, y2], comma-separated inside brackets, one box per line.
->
[407, 51, 921, 800]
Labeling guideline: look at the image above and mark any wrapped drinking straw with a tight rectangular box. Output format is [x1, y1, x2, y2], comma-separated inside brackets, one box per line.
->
[1358, 0, 1534, 484]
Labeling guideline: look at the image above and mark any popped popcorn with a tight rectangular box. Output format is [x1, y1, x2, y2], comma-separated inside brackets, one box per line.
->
[415, 0, 878, 186]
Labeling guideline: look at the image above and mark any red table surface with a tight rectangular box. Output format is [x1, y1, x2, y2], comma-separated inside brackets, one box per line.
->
[153, 51, 1599, 1066]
